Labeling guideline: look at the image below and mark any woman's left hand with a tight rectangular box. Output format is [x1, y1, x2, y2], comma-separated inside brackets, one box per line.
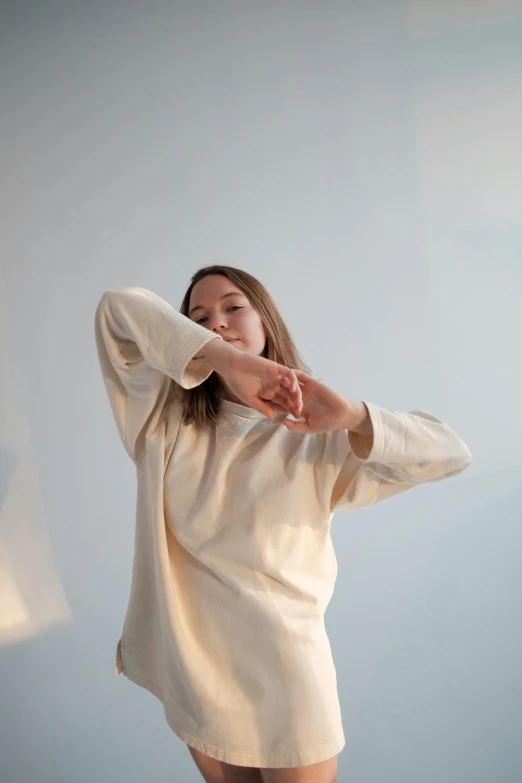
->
[269, 369, 366, 434]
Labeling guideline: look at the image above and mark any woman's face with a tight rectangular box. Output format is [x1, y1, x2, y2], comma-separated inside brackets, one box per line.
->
[188, 275, 267, 356]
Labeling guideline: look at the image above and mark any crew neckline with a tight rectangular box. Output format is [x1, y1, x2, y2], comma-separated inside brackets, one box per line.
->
[220, 398, 287, 421]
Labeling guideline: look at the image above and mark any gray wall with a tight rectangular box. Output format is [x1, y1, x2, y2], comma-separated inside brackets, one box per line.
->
[1, 2, 521, 781]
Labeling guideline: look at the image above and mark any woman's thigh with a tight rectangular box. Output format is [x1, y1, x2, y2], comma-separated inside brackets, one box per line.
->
[260, 755, 338, 783]
[187, 745, 264, 783]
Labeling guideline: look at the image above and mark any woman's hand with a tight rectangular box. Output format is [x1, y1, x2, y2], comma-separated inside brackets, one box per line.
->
[271, 370, 369, 434]
[221, 350, 303, 420]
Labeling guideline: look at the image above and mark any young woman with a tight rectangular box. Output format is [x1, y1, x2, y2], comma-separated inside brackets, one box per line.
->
[95, 265, 472, 783]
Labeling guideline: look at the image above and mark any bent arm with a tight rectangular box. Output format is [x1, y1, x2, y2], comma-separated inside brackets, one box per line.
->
[94, 287, 232, 460]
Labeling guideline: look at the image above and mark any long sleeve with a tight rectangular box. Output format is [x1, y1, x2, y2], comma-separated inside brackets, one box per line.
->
[94, 287, 222, 461]
[330, 401, 472, 512]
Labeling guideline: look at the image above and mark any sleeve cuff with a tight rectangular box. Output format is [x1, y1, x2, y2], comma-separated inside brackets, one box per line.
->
[347, 401, 385, 462]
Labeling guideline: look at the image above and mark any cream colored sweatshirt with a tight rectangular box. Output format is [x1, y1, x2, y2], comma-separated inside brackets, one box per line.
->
[94, 287, 472, 769]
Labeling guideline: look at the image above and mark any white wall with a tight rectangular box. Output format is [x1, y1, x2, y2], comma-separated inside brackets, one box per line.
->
[1, 2, 521, 781]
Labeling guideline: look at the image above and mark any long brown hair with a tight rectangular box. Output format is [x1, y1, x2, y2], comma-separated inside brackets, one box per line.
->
[174, 264, 312, 429]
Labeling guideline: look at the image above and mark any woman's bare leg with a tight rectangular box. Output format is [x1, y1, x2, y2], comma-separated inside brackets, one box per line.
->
[187, 745, 264, 783]
[259, 755, 338, 783]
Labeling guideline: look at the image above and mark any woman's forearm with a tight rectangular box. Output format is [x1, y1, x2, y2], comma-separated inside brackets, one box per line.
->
[192, 336, 238, 376]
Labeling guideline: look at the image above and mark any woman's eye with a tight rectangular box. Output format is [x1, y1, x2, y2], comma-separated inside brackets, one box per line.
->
[196, 306, 242, 324]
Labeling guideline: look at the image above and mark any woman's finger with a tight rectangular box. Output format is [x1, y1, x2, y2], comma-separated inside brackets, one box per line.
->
[279, 417, 309, 432]
[259, 390, 299, 417]
[277, 385, 302, 417]
[264, 401, 288, 413]
[261, 375, 300, 408]
[253, 399, 277, 419]
[275, 381, 300, 403]
[271, 390, 299, 410]
[282, 373, 299, 394]
[258, 369, 303, 417]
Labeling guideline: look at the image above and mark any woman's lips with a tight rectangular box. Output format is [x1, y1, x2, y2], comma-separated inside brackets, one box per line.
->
[223, 338, 238, 343]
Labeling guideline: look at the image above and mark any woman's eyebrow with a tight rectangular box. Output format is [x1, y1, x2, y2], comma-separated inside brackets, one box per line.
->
[189, 291, 243, 317]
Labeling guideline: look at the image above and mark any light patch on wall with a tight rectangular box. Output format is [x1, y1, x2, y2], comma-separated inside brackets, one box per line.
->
[0, 287, 73, 648]
[0, 540, 31, 635]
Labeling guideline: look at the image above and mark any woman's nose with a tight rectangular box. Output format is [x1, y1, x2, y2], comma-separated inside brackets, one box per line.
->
[210, 316, 227, 331]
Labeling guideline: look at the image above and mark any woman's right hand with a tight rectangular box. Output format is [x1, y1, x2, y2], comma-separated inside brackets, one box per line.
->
[225, 350, 303, 419]
[198, 338, 303, 419]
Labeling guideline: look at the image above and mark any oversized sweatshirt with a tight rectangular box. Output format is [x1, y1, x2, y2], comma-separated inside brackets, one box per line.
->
[94, 287, 472, 769]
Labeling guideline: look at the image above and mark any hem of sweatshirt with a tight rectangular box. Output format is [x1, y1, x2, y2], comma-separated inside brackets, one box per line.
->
[116, 660, 346, 768]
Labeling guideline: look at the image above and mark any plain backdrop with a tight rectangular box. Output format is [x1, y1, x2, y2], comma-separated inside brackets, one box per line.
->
[1, 2, 521, 782]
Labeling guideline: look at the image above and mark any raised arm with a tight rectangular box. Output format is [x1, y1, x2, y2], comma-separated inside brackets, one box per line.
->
[94, 286, 303, 461]
[94, 287, 226, 461]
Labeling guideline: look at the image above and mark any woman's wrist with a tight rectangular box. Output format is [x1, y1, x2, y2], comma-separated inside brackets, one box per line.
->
[193, 336, 238, 376]
[342, 400, 373, 435]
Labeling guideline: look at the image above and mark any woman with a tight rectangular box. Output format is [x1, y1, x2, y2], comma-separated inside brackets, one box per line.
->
[95, 264, 472, 783]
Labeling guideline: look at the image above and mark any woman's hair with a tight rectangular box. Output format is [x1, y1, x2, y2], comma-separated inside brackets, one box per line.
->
[174, 264, 312, 429]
